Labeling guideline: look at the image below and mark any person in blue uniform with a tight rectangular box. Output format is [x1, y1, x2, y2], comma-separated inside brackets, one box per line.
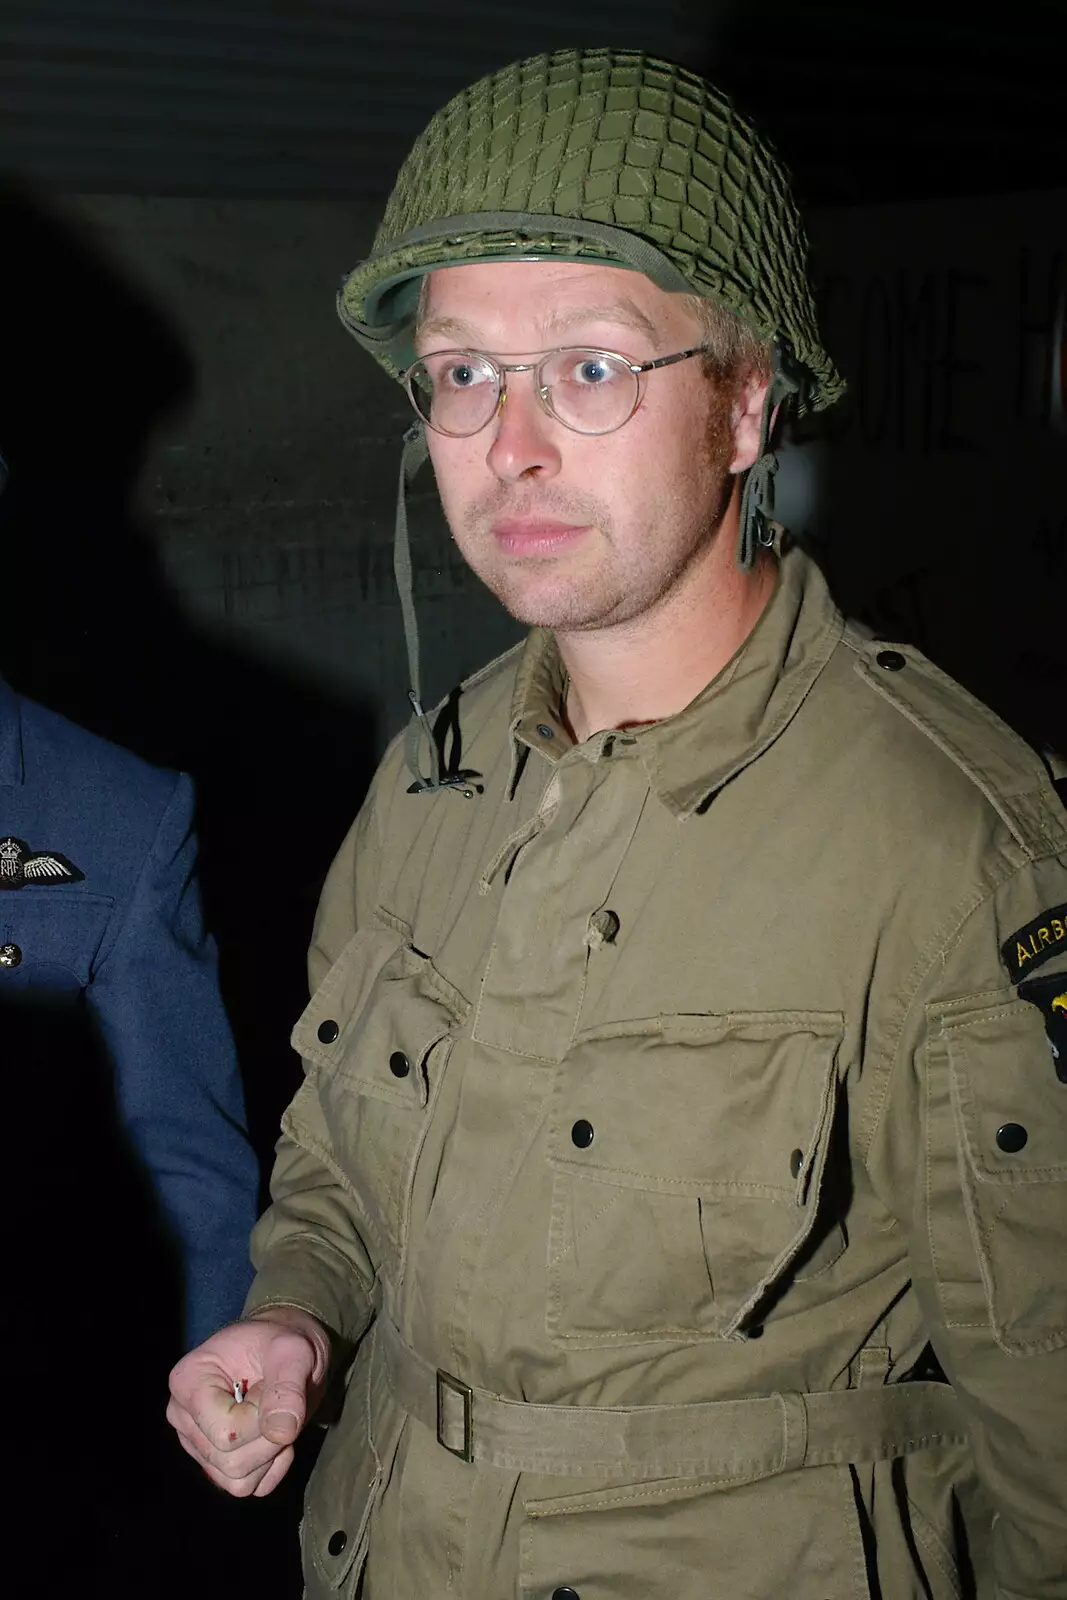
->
[0, 668, 259, 1349]
[0, 663, 264, 1593]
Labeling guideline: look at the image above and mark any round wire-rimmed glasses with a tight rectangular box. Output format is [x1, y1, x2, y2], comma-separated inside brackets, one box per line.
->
[402, 345, 708, 438]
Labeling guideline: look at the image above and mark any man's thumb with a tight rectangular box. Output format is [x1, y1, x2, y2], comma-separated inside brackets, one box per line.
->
[258, 1340, 315, 1443]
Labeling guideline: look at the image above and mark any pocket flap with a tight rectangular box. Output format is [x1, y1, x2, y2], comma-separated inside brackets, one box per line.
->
[0, 891, 114, 990]
[550, 1011, 844, 1200]
[293, 918, 470, 1108]
[292, 924, 407, 1071]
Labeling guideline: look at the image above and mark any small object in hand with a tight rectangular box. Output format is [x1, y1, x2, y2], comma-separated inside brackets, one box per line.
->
[233, 1378, 248, 1404]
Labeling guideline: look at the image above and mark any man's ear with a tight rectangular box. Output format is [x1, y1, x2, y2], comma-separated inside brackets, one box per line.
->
[728, 371, 771, 474]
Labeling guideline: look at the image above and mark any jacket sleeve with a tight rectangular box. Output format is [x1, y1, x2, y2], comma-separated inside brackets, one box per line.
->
[88, 771, 259, 1350]
[879, 848, 1067, 1599]
[243, 782, 385, 1352]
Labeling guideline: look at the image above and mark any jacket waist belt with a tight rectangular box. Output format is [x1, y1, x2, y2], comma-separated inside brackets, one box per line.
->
[376, 1315, 968, 1480]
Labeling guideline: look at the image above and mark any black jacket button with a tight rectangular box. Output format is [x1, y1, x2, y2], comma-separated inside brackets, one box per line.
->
[789, 1148, 804, 1179]
[571, 1119, 594, 1148]
[552, 1590, 581, 1600]
[327, 1530, 347, 1557]
[317, 1019, 339, 1044]
[876, 649, 906, 671]
[586, 908, 620, 946]
[389, 1050, 411, 1078]
[0, 943, 22, 968]
[996, 1122, 1028, 1153]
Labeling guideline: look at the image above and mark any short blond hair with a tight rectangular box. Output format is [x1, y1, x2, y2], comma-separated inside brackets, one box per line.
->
[684, 295, 772, 385]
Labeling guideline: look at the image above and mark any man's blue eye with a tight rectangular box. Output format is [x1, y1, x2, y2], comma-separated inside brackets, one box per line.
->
[450, 365, 475, 387]
[578, 359, 609, 383]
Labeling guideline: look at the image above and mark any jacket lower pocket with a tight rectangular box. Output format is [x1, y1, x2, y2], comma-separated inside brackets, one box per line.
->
[520, 1464, 872, 1600]
[303, 1339, 403, 1597]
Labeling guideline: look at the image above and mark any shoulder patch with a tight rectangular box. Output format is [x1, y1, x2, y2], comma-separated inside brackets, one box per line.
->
[1003, 907, 1067, 983]
[845, 632, 1066, 856]
[1017, 971, 1067, 1082]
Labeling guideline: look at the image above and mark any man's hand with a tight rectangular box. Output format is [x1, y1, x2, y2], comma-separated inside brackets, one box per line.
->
[167, 1306, 331, 1497]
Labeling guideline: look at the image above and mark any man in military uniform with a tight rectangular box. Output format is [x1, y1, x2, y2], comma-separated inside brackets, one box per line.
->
[168, 50, 1067, 1598]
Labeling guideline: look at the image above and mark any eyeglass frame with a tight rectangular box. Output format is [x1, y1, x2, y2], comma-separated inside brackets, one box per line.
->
[400, 344, 710, 438]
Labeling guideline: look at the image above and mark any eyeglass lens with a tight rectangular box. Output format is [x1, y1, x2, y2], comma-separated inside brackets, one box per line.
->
[408, 350, 640, 437]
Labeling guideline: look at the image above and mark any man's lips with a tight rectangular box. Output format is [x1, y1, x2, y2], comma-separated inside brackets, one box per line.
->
[491, 518, 590, 556]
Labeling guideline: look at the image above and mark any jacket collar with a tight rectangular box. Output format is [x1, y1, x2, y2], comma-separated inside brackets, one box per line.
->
[508, 544, 843, 818]
[0, 676, 24, 788]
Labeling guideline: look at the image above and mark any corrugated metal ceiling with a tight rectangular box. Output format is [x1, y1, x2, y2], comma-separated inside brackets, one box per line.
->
[1, 0, 710, 197]
[1, 0, 1062, 203]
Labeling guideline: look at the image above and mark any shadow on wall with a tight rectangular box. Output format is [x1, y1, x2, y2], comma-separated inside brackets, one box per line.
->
[0, 179, 377, 1157]
[0, 182, 373, 1594]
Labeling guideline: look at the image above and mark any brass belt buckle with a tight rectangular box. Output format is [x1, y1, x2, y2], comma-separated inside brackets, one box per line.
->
[436, 1369, 474, 1462]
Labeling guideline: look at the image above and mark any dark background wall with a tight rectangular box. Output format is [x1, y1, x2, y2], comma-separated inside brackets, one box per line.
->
[0, 4, 1063, 1592]
[797, 188, 1067, 757]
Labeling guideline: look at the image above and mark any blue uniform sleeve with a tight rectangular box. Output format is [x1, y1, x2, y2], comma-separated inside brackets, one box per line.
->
[87, 771, 259, 1349]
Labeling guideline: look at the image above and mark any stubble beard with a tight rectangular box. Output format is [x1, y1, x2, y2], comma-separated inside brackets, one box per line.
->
[447, 393, 738, 632]
[451, 483, 617, 630]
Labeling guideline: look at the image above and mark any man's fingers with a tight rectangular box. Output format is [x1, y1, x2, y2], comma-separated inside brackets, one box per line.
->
[178, 1382, 264, 1453]
[172, 1410, 289, 1494]
[175, 1429, 274, 1499]
[166, 1316, 327, 1489]
[252, 1444, 295, 1497]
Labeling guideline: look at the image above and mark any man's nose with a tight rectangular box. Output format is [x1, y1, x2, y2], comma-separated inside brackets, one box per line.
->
[484, 374, 563, 483]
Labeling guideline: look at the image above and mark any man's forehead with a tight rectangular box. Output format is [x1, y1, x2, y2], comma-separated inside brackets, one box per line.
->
[419, 260, 685, 346]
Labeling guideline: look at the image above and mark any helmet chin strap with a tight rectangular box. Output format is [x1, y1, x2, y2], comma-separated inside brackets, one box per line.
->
[736, 341, 804, 571]
[393, 422, 483, 797]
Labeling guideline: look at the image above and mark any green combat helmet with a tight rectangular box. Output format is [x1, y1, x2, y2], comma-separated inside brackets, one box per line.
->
[337, 47, 844, 791]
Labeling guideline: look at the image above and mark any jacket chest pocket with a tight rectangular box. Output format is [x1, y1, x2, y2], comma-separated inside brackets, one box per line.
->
[546, 1011, 846, 1344]
[292, 917, 469, 1268]
[0, 892, 113, 994]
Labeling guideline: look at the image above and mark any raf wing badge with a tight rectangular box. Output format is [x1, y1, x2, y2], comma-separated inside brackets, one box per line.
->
[0, 835, 84, 891]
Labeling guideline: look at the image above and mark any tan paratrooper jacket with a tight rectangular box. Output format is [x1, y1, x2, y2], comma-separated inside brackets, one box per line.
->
[247, 545, 1067, 1599]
